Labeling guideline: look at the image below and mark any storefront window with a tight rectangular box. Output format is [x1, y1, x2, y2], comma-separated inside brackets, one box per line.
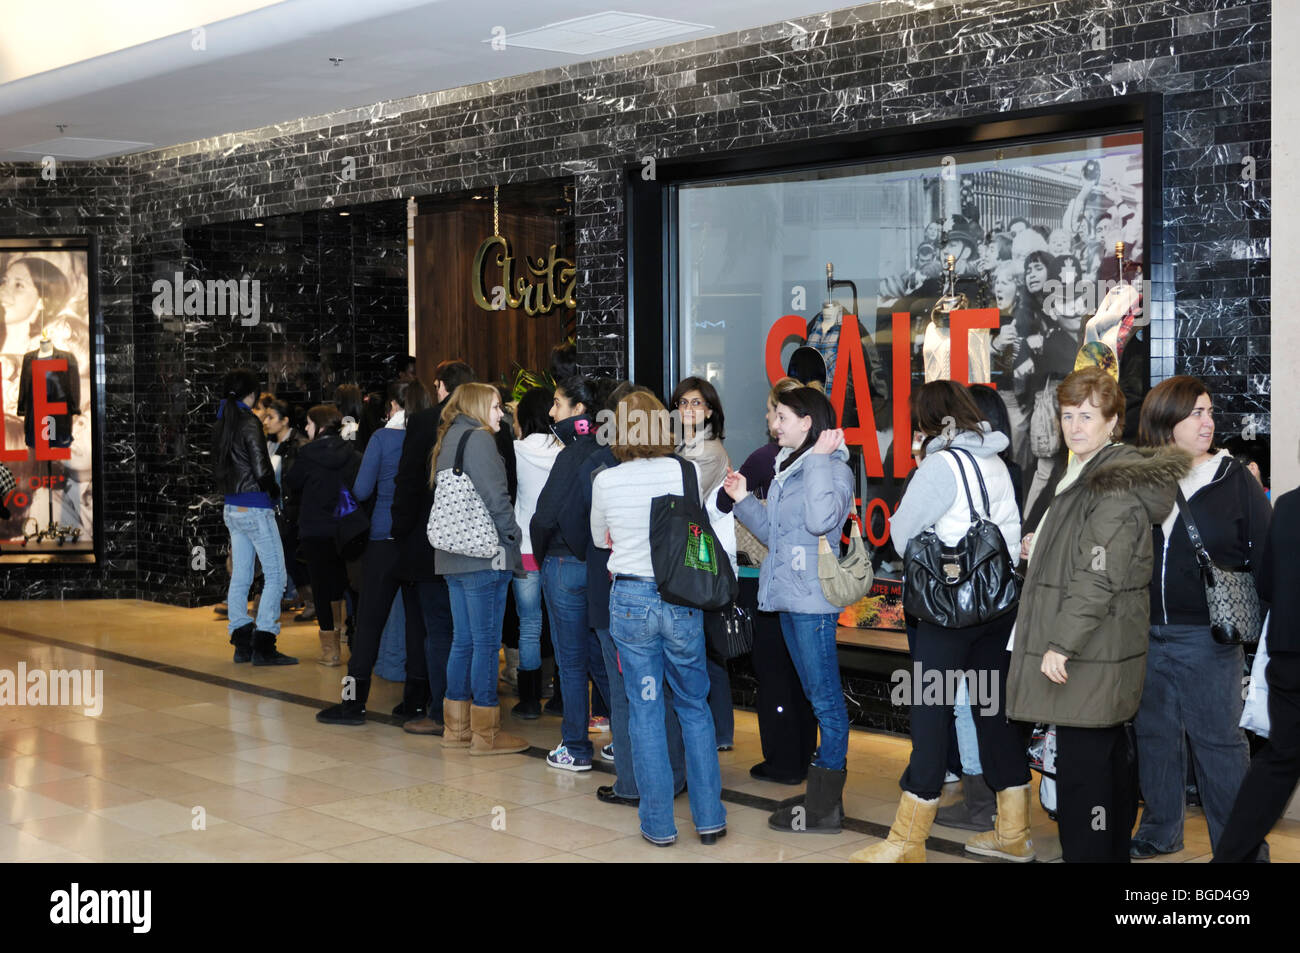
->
[675, 131, 1144, 628]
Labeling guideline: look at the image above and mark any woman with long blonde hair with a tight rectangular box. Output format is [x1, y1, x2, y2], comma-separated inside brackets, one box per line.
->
[427, 382, 528, 755]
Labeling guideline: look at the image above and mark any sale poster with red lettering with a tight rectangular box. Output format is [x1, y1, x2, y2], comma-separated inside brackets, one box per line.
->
[0, 245, 94, 560]
[678, 133, 1144, 630]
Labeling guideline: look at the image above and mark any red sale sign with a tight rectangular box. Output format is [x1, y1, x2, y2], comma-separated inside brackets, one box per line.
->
[0, 358, 73, 461]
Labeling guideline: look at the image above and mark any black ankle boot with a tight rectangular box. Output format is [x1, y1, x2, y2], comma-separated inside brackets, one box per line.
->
[393, 677, 430, 720]
[230, 622, 255, 663]
[318, 677, 370, 725]
[251, 630, 298, 666]
[768, 764, 845, 834]
[512, 669, 542, 720]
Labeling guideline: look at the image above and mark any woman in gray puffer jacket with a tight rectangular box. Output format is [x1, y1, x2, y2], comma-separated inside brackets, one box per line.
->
[724, 386, 855, 834]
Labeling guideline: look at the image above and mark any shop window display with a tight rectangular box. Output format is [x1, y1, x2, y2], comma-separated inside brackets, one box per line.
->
[0, 239, 97, 560]
[676, 131, 1146, 630]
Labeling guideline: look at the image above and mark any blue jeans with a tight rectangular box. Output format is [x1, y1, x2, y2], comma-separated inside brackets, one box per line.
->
[779, 612, 849, 771]
[954, 684, 983, 775]
[610, 577, 725, 842]
[513, 570, 544, 671]
[1135, 623, 1252, 852]
[444, 569, 511, 707]
[224, 505, 286, 635]
[418, 577, 453, 714]
[596, 624, 686, 800]
[542, 555, 612, 760]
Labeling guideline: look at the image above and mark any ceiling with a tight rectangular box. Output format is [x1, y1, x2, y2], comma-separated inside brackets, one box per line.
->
[0, 0, 859, 162]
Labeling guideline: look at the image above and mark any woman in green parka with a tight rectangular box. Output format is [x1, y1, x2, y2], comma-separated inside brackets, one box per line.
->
[1002, 367, 1188, 863]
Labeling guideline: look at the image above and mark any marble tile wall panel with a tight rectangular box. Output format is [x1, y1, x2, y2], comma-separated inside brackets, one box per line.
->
[0, 0, 1270, 603]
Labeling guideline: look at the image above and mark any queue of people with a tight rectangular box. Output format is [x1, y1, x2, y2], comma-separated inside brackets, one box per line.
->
[211, 348, 1288, 859]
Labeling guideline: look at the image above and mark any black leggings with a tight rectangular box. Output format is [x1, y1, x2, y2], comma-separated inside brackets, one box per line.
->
[301, 535, 348, 630]
[899, 612, 1031, 800]
[348, 539, 427, 684]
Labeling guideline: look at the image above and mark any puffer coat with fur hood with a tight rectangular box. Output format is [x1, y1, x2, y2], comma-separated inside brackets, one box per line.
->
[1006, 443, 1190, 728]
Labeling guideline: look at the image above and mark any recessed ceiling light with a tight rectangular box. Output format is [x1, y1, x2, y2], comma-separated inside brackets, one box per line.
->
[10, 137, 154, 159]
[487, 11, 711, 55]
[339, 211, 350, 216]
[253, 222, 264, 227]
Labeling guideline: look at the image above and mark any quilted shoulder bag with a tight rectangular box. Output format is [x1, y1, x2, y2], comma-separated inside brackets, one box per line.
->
[427, 430, 500, 559]
[818, 515, 875, 608]
[902, 448, 1019, 629]
[1176, 471, 1262, 645]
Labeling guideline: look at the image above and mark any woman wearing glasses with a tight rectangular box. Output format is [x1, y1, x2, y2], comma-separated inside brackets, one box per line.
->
[671, 376, 735, 750]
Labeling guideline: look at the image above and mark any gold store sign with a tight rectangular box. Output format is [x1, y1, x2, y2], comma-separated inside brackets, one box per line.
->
[472, 235, 577, 315]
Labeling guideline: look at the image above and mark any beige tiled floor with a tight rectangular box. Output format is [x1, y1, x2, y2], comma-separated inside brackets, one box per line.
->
[0, 598, 1294, 863]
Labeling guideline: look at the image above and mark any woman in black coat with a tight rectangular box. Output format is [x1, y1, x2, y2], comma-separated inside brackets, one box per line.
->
[284, 404, 362, 669]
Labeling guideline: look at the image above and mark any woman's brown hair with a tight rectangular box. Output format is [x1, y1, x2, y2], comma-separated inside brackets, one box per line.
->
[428, 382, 499, 487]
[307, 403, 343, 437]
[610, 391, 676, 462]
[1137, 375, 1209, 448]
[911, 380, 987, 440]
[768, 376, 804, 405]
[1058, 366, 1125, 441]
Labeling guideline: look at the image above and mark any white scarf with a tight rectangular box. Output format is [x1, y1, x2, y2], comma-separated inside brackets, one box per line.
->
[385, 409, 406, 430]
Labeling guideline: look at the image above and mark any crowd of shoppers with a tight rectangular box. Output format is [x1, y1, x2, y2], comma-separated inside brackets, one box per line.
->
[210, 349, 1290, 861]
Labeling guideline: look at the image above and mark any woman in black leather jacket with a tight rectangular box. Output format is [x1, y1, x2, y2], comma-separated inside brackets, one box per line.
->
[212, 368, 296, 666]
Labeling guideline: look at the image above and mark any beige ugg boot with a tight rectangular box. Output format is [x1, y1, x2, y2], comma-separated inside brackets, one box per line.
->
[469, 704, 529, 756]
[965, 783, 1036, 862]
[440, 698, 472, 748]
[849, 791, 939, 863]
[315, 629, 341, 666]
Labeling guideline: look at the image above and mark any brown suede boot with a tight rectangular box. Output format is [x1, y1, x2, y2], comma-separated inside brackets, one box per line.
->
[965, 783, 1036, 862]
[469, 704, 528, 756]
[849, 791, 939, 863]
[440, 699, 472, 748]
[315, 629, 341, 666]
[331, 600, 348, 647]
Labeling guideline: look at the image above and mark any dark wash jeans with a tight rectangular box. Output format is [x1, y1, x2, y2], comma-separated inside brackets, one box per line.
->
[542, 555, 611, 761]
[1134, 623, 1252, 853]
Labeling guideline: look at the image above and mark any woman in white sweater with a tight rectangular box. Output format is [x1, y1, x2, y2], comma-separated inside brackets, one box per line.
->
[591, 390, 726, 848]
[510, 387, 563, 718]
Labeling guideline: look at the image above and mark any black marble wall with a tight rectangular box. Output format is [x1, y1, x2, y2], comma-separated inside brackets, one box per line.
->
[0, 0, 1271, 602]
[180, 204, 407, 603]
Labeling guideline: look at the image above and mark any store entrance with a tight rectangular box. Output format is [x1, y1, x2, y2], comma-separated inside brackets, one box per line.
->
[413, 179, 575, 390]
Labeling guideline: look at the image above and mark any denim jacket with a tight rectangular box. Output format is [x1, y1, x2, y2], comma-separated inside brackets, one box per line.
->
[734, 444, 854, 614]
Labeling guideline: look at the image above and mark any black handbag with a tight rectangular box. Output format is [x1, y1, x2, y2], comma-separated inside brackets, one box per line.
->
[705, 603, 754, 659]
[649, 456, 738, 611]
[902, 447, 1019, 629]
[1176, 474, 1262, 646]
[334, 484, 370, 561]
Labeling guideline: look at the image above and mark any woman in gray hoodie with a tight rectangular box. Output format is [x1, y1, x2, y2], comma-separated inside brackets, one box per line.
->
[723, 386, 855, 834]
[427, 382, 527, 756]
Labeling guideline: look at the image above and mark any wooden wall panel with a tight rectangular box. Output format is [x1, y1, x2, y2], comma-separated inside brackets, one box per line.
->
[414, 198, 574, 394]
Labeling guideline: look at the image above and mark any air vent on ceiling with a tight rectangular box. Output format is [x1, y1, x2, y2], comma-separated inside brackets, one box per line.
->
[487, 11, 711, 55]
[10, 137, 154, 159]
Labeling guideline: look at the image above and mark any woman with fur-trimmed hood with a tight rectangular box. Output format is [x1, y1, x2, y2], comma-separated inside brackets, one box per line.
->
[1003, 366, 1189, 863]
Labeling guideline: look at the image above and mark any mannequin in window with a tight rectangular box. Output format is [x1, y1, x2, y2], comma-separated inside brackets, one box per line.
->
[804, 299, 891, 434]
[921, 257, 992, 385]
[17, 328, 81, 449]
